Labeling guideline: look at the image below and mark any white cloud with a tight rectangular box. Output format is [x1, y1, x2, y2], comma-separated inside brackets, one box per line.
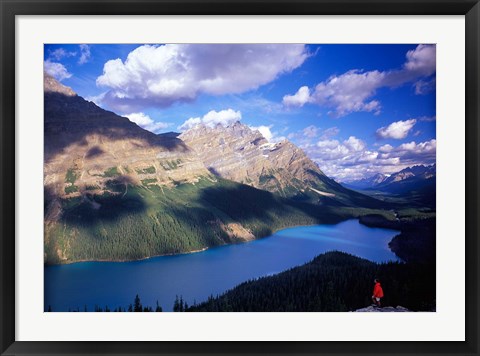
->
[283, 44, 436, 117]
[49, 48, 76, 60]
[312, 70, 384, 117]
[378, 144, 394, 153]
[376, 119, 417, 139]
[78, 44, 91, 65]
[395, 139, 436, 159]
[179, 118, 202, 131]
[250, 125, 274, 142]
[418, 115, 436, 122]
[44, 60, 72, 81]
[414, 78, 436, 95]
[97, 44, 309, 112]
[178, 109, 241, 131]
[343, 136, 366, 151]
[321, 127, 340, 139]
[282, 86, 310, 107]
[304, 136, 436, 181]
[124, 112, 172, 133]
[202, 109, 242, 127]
[85, 92, 107, 106]
[313, 136, 366, 161]
[303, 125, 320, 138]
[404, 44, 436, 76]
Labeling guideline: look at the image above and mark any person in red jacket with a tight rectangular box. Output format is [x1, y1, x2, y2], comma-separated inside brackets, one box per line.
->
[372, 279, 384, 307]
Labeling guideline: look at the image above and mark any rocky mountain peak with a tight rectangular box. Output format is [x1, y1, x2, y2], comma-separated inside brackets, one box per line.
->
[179, 119, 369, 205]
[44, 72, 76, 96]
[182, 121, 264, 142]
[44, 80, 211, 201]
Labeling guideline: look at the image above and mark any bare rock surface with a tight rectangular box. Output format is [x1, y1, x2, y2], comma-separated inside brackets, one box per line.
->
[44, 74, 211, 204]
[180, 122, 343, 200]
[354, 305, 411, 312]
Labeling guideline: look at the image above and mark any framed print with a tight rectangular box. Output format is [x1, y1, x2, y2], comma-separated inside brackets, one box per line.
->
[1, 0, 479, 355]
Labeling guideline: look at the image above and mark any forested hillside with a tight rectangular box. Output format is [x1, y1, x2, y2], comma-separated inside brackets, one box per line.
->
[186, 251, 436, 312]
[45, 177, 389, 264]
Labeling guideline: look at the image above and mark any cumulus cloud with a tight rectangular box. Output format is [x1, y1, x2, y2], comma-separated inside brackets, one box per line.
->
[304, 136, 436, 181]
[376, 119, 417, 139]
[85, 92, 107, 106]
[343, 136, 366, 151]
[249, 125, 276, 142]
[404, 44, 436, 76]
[378, 144, 394, 153]
[313, 136, 366, 161]
[178, 109, 242, 131]
[44, 60, 72, 81]
[78, 44, 91, 65]
[283, 44, 436, 117]
[394, 139, 436, 160]
[282, 86, 310, 107]
[311, 70, 384, 117]
[97, 44, 309, 112]
[124, 112, 172, 133]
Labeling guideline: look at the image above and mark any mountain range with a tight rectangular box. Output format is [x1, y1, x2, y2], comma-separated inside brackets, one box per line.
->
[43, 73, 386, 264]
[343, 164, 436, 207]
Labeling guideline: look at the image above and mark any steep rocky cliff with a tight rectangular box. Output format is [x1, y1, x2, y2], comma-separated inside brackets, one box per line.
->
[44, 73, 210, 202]
[180, 122, 382, 207]
[44, 74, 366, 264]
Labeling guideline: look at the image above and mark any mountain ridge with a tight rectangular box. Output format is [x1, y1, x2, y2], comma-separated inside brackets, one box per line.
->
[180, 122, 384, 208]
[43, 73, 391, 264]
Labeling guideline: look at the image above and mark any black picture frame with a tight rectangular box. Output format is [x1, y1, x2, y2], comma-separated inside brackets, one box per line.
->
[1, 0, 479, 355]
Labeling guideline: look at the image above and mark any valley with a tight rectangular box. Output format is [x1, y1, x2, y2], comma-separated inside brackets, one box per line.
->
[44, 74, 395, 265]
[42, 43, 438, 314]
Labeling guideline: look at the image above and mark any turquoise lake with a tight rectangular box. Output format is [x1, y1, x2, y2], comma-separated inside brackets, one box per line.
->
[44, 219, 400, 312]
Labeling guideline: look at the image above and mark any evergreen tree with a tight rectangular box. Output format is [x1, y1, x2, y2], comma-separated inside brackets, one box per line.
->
[173, 295, 180, 312]
[134, 294, 142, 312]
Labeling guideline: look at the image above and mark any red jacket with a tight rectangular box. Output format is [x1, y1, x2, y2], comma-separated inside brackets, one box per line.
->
[373, 282, 384, 298]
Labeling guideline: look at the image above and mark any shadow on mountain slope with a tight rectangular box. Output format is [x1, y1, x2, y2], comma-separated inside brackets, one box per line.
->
[56, 176, 147, 227]
[196, 180, 362, 228]
[44, 92, 189, 162]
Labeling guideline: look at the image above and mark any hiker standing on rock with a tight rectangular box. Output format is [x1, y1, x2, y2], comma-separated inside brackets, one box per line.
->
[372, 279, 384, 307]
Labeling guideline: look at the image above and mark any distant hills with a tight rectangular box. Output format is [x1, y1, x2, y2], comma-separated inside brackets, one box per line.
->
[343, 173, 389, 190]
[343, 164, 436, 208]
[43, 73, 385, 264]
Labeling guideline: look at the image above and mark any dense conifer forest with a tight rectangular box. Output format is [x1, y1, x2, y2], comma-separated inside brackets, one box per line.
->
[44, 178, 393, 264]
[185, 251, 435, 312]
[53, 249, 435, 313]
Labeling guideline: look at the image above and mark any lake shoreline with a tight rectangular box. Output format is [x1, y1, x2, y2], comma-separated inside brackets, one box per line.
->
[45, 216, 403, 266]
[45, 219, 402, 311]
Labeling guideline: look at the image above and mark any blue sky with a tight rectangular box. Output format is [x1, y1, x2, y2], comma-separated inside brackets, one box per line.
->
[44, 44, 436, 181]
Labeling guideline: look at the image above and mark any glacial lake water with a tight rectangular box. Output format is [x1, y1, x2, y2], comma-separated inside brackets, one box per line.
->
[44, 219, 400, 312]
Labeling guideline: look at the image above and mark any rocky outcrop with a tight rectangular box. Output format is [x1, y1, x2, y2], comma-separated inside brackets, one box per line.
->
[180, 122, 346, 200]
[354, 305, 411, 312]
[44, 74, 211, 203]
[44, 73, 76, 96]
